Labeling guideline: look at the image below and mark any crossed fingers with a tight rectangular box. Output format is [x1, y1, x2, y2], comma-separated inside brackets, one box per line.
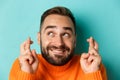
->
[20, 37, 33, 55]
[87, 37, 99, 55]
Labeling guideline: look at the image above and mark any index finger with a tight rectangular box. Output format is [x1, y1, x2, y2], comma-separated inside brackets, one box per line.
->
[87, 37, 99, 51]
[20, 37, 33, 55]
[94, 39, 99, 51]
[25, 37, 33, 50]
[87, 37, 94, 50]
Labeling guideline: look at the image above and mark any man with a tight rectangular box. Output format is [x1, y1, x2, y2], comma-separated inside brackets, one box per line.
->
[9, 6, 107, 80]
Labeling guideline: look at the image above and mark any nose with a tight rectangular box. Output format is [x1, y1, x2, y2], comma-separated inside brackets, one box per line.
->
[54, 35, 64, 47]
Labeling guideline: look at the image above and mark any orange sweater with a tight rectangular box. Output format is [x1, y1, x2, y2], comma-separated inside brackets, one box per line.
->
[9, 54, 107, 80]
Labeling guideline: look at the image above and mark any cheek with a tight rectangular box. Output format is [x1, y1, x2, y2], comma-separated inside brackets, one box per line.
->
[41, 36, 51, 48]
[65, 39, 75, 48]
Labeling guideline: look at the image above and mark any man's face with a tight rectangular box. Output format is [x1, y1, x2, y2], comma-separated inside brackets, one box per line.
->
[40, 14, 76, 66]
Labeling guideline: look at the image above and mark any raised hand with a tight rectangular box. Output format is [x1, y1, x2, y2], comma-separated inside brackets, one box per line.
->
[80, 37, 101, 73]
[18, 37, 39, 73]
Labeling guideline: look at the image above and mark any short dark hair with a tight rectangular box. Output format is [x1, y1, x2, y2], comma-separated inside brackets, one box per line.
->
[40, 6, 76, 34]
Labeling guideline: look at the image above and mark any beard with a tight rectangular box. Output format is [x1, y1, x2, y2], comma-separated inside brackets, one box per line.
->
[40, 43, 74, 66]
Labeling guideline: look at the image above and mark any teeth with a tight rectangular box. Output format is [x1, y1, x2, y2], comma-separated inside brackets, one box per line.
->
[53, 50, 63, 53]
[51, 48, 64, 52]
[50, 49, 65, 55]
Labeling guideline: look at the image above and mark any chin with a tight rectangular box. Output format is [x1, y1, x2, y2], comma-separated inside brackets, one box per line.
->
[42, 51, 74, 66]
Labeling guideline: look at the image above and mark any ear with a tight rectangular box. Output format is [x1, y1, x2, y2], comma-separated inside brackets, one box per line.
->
[37, 32, 41, 45]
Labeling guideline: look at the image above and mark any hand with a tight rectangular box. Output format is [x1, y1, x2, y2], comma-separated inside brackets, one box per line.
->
[18, 37, 39, 73]
[80, 37, 101, 73]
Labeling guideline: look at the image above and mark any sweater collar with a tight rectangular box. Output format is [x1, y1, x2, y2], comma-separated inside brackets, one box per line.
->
[39, 54, 73, 73]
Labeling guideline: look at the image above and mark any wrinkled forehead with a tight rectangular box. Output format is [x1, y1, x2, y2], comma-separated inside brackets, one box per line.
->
[40, 14, 75, 33]
[44, 25, 74, 34]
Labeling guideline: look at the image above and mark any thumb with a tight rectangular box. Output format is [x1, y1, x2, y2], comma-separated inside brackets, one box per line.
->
[81, 53, 90, 59]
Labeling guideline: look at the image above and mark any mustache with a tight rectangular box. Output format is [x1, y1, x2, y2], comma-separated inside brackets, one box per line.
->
[47, 45, 70, 51]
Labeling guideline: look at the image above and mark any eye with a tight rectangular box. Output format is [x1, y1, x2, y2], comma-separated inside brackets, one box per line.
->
[63, 33, 70, 38]
[47, 32, 54, 37]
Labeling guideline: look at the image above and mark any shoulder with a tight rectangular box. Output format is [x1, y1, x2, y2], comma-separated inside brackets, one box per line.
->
[37, 54, 42, 59]
[73, 54, 81, 59]
[70, 54, 81, 64]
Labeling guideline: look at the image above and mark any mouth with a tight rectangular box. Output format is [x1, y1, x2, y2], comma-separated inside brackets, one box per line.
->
[47, 45, 70, 56]
[50, 49, 66, 56]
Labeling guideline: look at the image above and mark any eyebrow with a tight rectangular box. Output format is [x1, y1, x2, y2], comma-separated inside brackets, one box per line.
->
[44, 25, 73, 33]
[63, 27, 73, 33]
[44, 26, 56, 31]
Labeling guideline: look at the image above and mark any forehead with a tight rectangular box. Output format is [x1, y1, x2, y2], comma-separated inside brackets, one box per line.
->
[41, 14, 74, 31]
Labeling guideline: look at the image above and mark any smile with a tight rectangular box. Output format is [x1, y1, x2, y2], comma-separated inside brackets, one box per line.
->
[50, 49, 66, 55]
